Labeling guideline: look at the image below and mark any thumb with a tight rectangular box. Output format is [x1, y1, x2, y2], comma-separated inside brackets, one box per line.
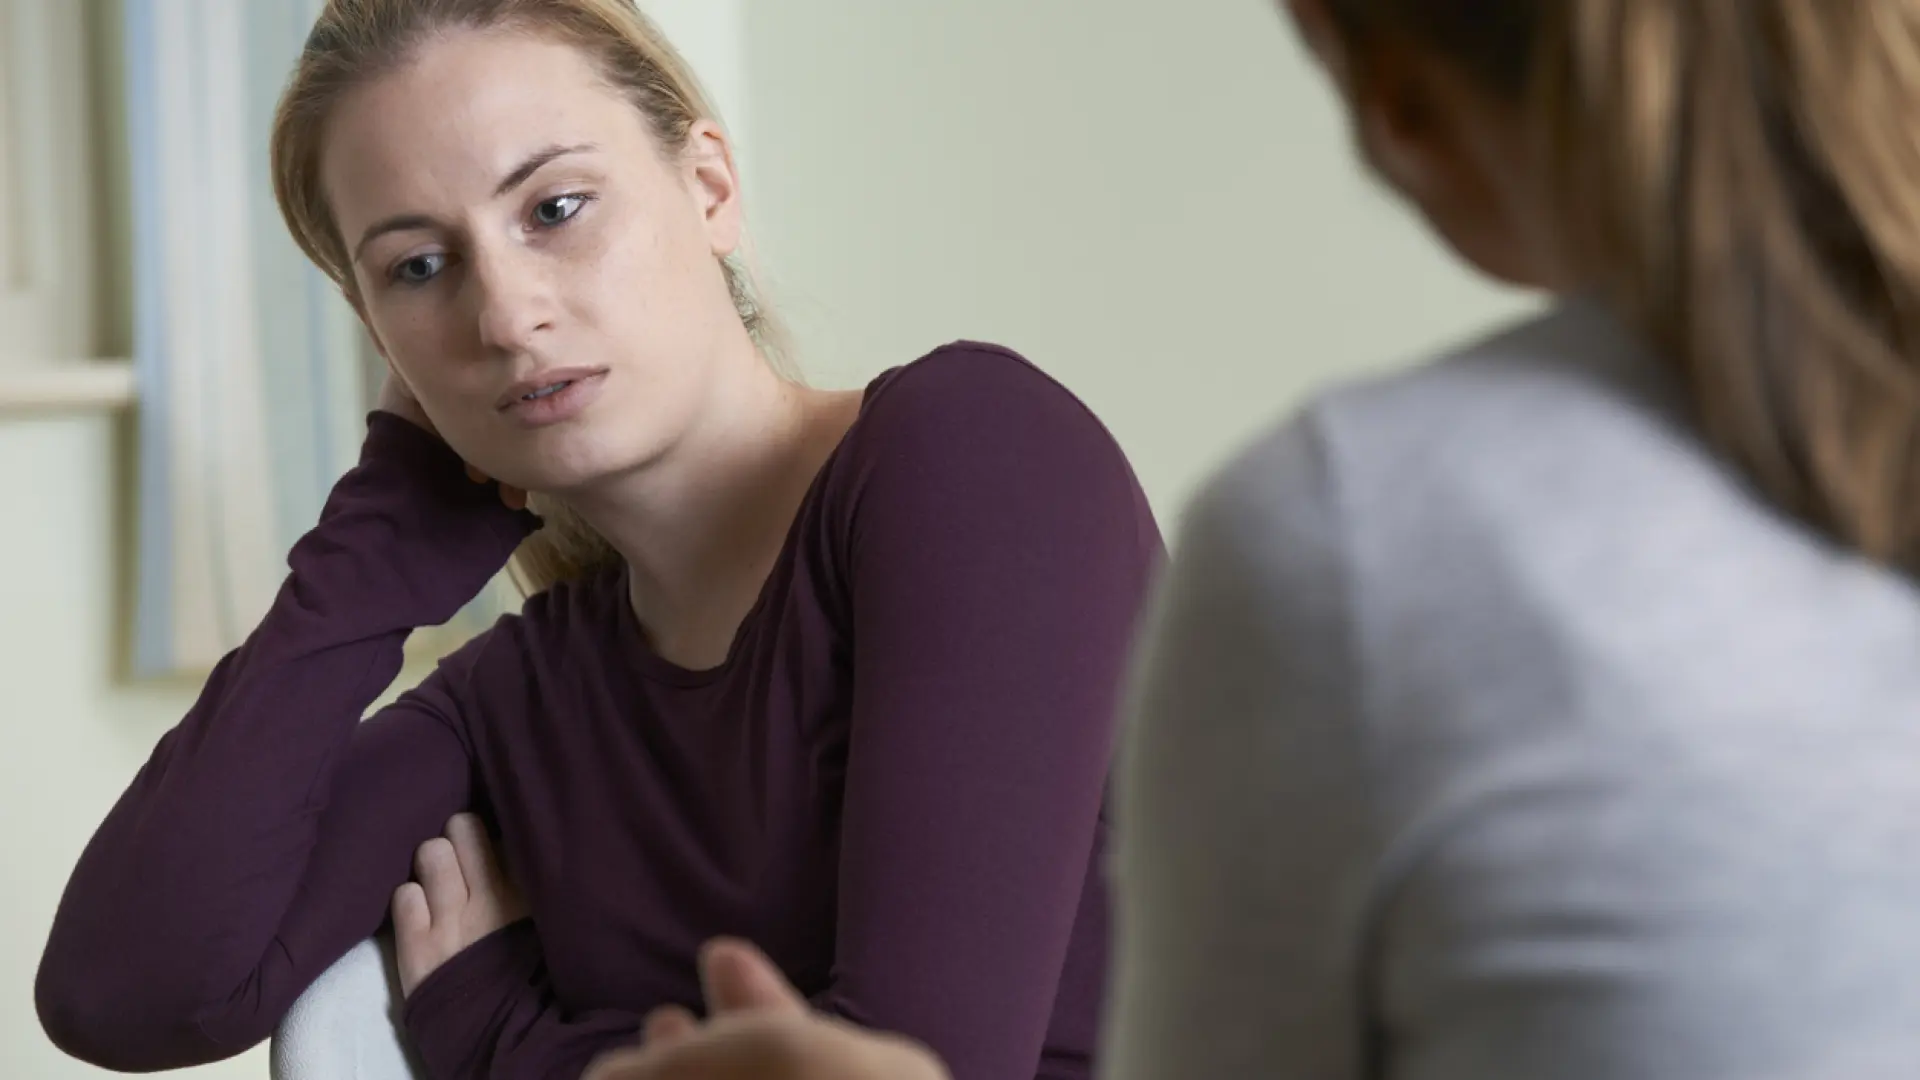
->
[699, 939, 806, 1016]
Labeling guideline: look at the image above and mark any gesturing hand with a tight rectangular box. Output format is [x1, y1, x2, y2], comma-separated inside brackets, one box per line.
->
[581, 940, 950, 1080]
[376, 369, 529, 511]
[392, 813, 529, 997]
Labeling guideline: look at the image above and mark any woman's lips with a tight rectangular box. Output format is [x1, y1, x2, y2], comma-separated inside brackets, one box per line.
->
[499, 370, 608, 427]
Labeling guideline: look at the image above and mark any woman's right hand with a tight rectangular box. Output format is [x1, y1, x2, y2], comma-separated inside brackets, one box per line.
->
[376, 370, 529, 511]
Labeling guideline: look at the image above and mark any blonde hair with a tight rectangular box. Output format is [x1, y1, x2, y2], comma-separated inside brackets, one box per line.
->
[1326, 0, 1920, 571]
[270, 0, 788, 595]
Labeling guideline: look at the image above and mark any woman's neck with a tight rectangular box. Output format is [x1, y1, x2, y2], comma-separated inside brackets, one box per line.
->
[560, 344, 861, 669]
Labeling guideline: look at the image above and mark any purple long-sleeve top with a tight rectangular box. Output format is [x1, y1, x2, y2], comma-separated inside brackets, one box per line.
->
[36, 344, 1162, 1080]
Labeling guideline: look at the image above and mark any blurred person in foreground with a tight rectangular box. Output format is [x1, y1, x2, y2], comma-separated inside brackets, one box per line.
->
[585, 0, 1920, 1077]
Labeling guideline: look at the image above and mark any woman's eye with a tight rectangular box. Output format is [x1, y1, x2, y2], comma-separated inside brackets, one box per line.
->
[533, 194, 589, 228]
[392, 253, 446, 285]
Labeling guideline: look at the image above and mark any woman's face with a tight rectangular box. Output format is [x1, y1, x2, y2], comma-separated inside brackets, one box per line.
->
[323, 27, 746, 493]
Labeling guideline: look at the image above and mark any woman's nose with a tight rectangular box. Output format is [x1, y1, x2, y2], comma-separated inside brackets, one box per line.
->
[470, 246, 558, 355]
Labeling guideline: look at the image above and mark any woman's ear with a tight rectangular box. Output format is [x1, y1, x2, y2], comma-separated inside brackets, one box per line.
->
[1284, 0, 1353, 90]
[1353, 50, 1556, 286]
[684, 120, 743, 260]
[1351, 51, 1457, 201]
[1282, 0, 1459, 203]
[1284, 0, 1557, 286]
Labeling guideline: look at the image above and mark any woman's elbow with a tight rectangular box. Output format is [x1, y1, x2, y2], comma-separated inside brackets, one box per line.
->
[35, 943, 236, 1072]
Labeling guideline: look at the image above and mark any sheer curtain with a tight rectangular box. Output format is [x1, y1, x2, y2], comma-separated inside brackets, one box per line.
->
[124, 0, 370, 675]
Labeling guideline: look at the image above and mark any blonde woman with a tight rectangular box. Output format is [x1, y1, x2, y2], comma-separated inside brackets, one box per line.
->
[585, 0, 1920, 1077]
[35, 3, 1160, 1078]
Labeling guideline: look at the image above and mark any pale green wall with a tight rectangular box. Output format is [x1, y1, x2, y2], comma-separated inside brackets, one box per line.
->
[743, 0, 1535, 524]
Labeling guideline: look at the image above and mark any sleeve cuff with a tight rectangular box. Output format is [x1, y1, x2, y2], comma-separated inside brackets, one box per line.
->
[400, 919, 542, 1079]
[287, 412, 544, 626]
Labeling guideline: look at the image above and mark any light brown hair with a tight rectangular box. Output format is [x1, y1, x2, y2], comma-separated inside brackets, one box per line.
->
[1325, 0, 1920, 570]
[271, 0, 787, 594]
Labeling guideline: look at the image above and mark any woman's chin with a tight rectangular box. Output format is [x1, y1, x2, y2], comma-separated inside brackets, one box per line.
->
[500, 456, 628, 499]
[472, 427, 662, 500]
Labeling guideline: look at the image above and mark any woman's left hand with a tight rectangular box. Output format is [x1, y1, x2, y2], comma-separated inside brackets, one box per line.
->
[392, 813, 528, 997]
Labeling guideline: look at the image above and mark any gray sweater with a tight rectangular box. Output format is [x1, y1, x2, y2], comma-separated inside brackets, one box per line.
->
[1105, 301, 1920, 1080]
